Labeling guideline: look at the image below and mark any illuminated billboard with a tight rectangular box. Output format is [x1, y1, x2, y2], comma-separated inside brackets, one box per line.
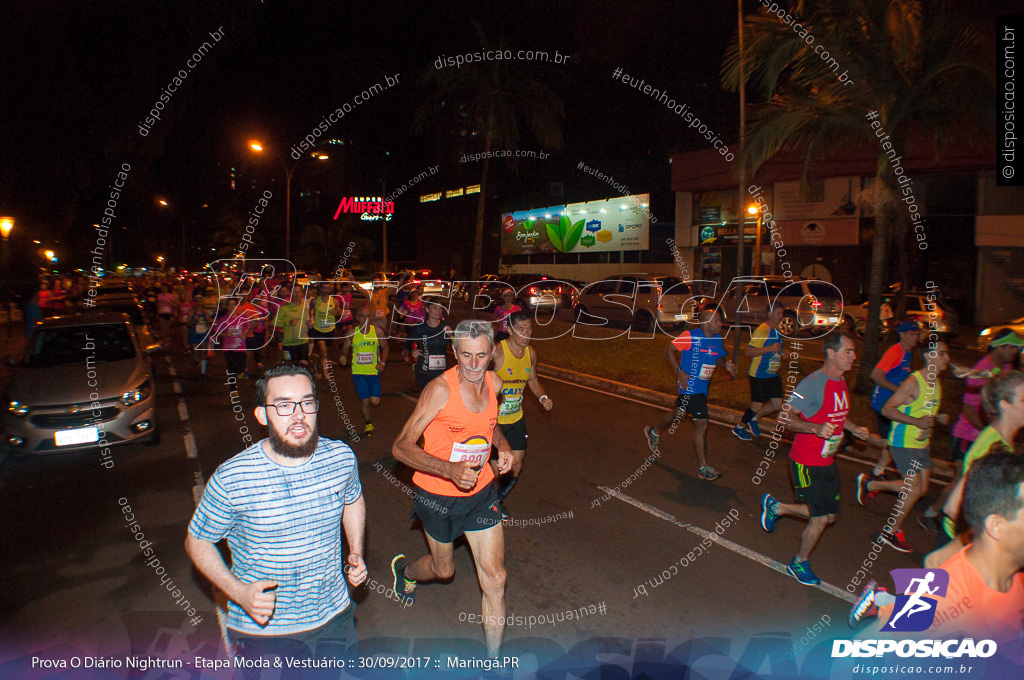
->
[501, 194, 651, 256]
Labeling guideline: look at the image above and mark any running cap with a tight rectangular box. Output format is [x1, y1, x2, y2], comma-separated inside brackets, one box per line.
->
[897, 319, 922, 333]
[989, 330, 1024, 348]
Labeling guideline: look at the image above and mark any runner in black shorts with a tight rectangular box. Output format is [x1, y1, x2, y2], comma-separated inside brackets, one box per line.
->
[735, 305, 788, 441]
[759, 333, 872, 586]
[390, 319, 514, 657]
[643, 310, 734, 481]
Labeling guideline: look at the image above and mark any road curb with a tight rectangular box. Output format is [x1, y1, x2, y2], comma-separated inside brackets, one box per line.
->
[536, 362, 958, 478]
[537, 363, 753, 427]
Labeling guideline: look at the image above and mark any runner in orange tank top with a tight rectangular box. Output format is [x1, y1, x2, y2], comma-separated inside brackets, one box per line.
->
[391, 319, 513, 658]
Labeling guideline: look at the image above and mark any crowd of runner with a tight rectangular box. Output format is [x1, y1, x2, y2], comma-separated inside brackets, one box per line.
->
[55, 270, 1011, 671]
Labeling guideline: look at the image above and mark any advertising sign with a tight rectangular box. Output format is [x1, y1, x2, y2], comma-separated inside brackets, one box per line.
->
[501, 194, 651, 255]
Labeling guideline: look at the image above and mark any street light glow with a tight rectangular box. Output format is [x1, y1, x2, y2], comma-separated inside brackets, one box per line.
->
[249, 141, 264, 152]
[0, 216, 13, 238]
[746, 205, 759, 215]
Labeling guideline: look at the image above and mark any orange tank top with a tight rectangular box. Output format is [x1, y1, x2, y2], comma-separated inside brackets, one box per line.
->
[414, 367, 498, 497]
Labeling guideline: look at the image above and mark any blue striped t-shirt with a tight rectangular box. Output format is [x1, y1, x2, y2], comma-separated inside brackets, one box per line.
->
[188, 437, 362, 635]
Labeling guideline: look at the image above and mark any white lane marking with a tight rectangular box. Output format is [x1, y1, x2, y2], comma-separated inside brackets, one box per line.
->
[543, 374, 951, 482]
[599, 485, 857, 604]
[177, 402, 189, 421]
[172, 382, 182, 394]
[184, 431, 198, 459]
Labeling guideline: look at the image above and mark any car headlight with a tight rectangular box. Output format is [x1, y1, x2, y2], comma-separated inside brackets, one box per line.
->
[120, 379, 153, 406]
[7, 400, 29, 416]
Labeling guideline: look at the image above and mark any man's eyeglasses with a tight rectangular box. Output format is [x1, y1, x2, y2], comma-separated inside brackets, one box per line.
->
[262, 399, 319, 416]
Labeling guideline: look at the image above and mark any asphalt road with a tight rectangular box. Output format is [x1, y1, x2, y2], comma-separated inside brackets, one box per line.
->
[0, 331, 956, 676]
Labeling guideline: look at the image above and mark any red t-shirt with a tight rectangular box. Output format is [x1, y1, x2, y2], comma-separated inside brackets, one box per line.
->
[787, 369, 850, 466]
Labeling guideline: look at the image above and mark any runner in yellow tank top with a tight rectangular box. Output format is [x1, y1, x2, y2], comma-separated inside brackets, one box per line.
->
[856, 341, 951, 554]
[308, 282, 343, 383]
[339, 309, 388, 436]
[489, 310, 553, 519]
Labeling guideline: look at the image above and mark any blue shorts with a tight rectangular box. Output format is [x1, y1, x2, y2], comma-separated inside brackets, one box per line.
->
[352, 374, 381, 399]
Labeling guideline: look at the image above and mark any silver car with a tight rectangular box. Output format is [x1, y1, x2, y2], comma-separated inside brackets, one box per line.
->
[715, 276, 844, 337]
[2, 313, 159, 456]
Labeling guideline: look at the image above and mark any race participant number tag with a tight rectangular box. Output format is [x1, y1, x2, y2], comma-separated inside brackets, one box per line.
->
[822, 433, 843, 458]
[499, 395, 523, 417]
[427, 354, 446, 370]
[699, 364, 716, 380]
[317, 317, 334, 329]
[195, 323, 208, 333]
[356, 352, 375, 365]
[768, 358, 781, 373]
[449, 440, 490, 467]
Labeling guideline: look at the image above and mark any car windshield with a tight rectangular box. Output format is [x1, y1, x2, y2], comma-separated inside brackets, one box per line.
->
[27, 324, 136, 368]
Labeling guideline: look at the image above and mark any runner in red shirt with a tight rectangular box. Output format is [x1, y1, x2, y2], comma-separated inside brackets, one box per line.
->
[759, 333, 873, 586]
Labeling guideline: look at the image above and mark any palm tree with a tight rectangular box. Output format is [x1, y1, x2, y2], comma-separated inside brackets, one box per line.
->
[722, 0, 992, 390]
[414, 19, 565, 284]
[298, 219, 375, 277]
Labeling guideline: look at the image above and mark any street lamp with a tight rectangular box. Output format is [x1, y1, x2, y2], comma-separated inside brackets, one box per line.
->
[0, 216, 13, 274]
[249, 140, 329, 262]
[157, 198, 187, 269]
[156, 255, 165, 272]
[747, 205, 764, 277]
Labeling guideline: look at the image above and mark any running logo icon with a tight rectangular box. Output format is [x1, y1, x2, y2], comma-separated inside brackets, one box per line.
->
[881, 568, 949, 632]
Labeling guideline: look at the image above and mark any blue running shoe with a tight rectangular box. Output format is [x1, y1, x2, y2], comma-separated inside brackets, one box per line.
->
[732, 424, 753, 441]
[787, 557, 821, 586]
[391, 554, 417, 604]
[643, 425, 659, 452]
[746, 419, 762, 437]
[760, 493, 779, 532]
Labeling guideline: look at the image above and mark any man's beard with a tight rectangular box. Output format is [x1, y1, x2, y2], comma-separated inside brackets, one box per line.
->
[267, 420, 319, 459]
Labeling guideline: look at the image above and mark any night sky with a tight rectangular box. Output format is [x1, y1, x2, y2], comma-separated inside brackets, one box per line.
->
[4, 1, 1009, 278]
[1, 0, 742, 271]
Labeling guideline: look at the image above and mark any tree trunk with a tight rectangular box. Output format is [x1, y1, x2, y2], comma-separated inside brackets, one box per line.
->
[470, 107, 495, 288]
[855, 162, 894, 394]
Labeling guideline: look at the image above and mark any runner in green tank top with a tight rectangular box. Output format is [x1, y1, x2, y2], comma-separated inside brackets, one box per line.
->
[856, 341, 950, 554]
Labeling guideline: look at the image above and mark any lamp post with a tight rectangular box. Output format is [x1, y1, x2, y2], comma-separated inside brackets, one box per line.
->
[249, 140, 329, 262]
[747, 205, 764, 277]
[0, 216, 13, 278]
[157, 199, 187, 269]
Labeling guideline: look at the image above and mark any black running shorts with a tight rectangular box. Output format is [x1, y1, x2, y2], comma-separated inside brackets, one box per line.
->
[412, 483, 501, 543]
[281, 344, 309, 362]
[789, 459, 840, 517]
[749, 375, 784, 403]
[674, 392, 708, 420]
[498, 418, 528, 451]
